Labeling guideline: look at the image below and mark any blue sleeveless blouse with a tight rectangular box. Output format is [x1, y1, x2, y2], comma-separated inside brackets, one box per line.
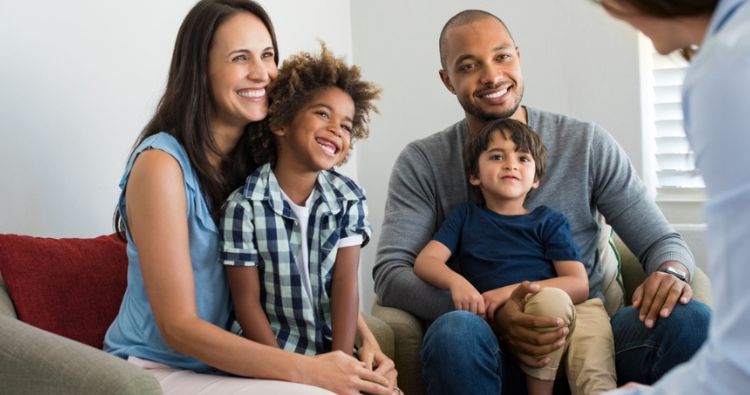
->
[104, 132, 229, 372]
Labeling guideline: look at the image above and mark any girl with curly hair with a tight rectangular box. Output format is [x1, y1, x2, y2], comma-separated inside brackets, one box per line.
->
[220, 44, 383, 360]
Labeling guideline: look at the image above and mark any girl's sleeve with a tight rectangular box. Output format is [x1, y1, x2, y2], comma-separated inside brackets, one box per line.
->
[340, 194, 373, 247]
[219, 190, 259, 267]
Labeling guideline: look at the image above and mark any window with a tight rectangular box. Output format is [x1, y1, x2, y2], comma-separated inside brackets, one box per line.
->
[640, 37, 705, 202]
[638, 37, 707, 272]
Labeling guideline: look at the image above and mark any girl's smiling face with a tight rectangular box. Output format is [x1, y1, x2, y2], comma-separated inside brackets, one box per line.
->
[274, 86, 355, 172]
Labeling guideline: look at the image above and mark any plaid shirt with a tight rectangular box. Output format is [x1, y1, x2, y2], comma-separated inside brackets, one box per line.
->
[220, 163, 371, 355]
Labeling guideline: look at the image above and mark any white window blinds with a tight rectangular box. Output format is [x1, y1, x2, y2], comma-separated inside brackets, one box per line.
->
[650, 50, 705, 190]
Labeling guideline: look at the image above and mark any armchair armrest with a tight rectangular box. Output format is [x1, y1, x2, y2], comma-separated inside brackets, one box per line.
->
[362, 313, 395, 359]
[0, 314, 161, 395]
[371, 302, 425, 395]
[615, 239, 712, 306]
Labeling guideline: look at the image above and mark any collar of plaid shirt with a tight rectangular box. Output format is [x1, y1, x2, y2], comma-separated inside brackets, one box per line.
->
[243, 163, 364, 218]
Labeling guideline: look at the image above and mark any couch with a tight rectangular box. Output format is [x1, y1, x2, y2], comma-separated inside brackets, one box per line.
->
[371, 237, 713, 395]
[0, 234, 395, 395]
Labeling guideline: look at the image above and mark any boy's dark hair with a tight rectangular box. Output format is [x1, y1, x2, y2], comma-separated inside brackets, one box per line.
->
[463, 119, 547, 198]
[253, 44, 382, 166]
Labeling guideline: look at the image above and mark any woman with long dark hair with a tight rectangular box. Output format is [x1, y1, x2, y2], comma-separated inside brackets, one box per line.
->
[598, 0, 750, 393]
[104, 1, 397, 393]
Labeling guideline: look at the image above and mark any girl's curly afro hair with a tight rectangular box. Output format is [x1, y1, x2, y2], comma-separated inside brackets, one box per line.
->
[249, 43, 381, 166]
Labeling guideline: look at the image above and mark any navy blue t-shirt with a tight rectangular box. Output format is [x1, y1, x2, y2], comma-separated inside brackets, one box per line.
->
[433, 203, 581, 293]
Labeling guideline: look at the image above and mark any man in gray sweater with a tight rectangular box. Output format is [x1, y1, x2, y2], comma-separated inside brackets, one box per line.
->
[373, 9, 710, 394]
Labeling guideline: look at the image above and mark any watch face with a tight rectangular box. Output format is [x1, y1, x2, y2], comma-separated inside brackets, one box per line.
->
[664, 266, 687, 281]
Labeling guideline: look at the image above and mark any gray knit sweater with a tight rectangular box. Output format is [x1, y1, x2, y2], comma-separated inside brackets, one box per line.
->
[373, 107, 695, 321]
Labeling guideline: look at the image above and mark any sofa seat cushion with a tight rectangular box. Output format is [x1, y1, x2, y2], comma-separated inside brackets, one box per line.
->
[0, 234, 127, 348]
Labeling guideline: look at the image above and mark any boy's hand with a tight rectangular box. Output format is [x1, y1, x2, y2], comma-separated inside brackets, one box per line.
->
[449, 278, 486, 317]
[482, 286, 513, 322]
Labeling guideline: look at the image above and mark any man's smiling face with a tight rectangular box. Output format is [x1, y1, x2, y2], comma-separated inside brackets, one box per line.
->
[439, 16, 525, 125]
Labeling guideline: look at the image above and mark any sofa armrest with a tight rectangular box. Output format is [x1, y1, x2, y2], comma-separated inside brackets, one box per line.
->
[0, 314, 161, 395]
[371, 302, 425, 395]
[689, 268, 712, 306]
[362, 313, 395, 360]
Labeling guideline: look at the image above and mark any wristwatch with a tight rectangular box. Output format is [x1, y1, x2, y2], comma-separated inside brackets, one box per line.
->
[661, 266, 688, 282]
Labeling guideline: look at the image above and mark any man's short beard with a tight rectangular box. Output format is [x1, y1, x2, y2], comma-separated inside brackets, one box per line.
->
[473, 105, 519, 122]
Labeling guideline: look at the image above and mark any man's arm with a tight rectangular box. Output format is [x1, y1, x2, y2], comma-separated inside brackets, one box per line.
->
[373, 143, 454, 321]
[590, 126, 695, 276]
[591, 126, 695, 325]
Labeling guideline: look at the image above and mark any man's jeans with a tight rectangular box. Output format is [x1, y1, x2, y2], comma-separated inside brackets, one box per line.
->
[611, 301, 710, 385]
[421, 301, 710, 395]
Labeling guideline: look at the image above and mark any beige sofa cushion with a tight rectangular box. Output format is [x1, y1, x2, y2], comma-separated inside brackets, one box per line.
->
[597, 219, 626, 316]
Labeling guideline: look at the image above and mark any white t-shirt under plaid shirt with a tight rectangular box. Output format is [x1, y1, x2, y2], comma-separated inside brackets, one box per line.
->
[220, 163, 372, 355]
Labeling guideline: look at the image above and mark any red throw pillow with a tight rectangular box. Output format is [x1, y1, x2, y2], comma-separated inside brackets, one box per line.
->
[0, 234, 128, 349]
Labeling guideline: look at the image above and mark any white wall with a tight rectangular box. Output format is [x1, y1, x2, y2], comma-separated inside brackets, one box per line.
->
[0, 0, 353, 238]
[0, 1, 191, 237]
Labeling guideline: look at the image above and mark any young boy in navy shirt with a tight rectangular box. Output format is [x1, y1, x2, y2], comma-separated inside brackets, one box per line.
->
[415, 119, 616, 395]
